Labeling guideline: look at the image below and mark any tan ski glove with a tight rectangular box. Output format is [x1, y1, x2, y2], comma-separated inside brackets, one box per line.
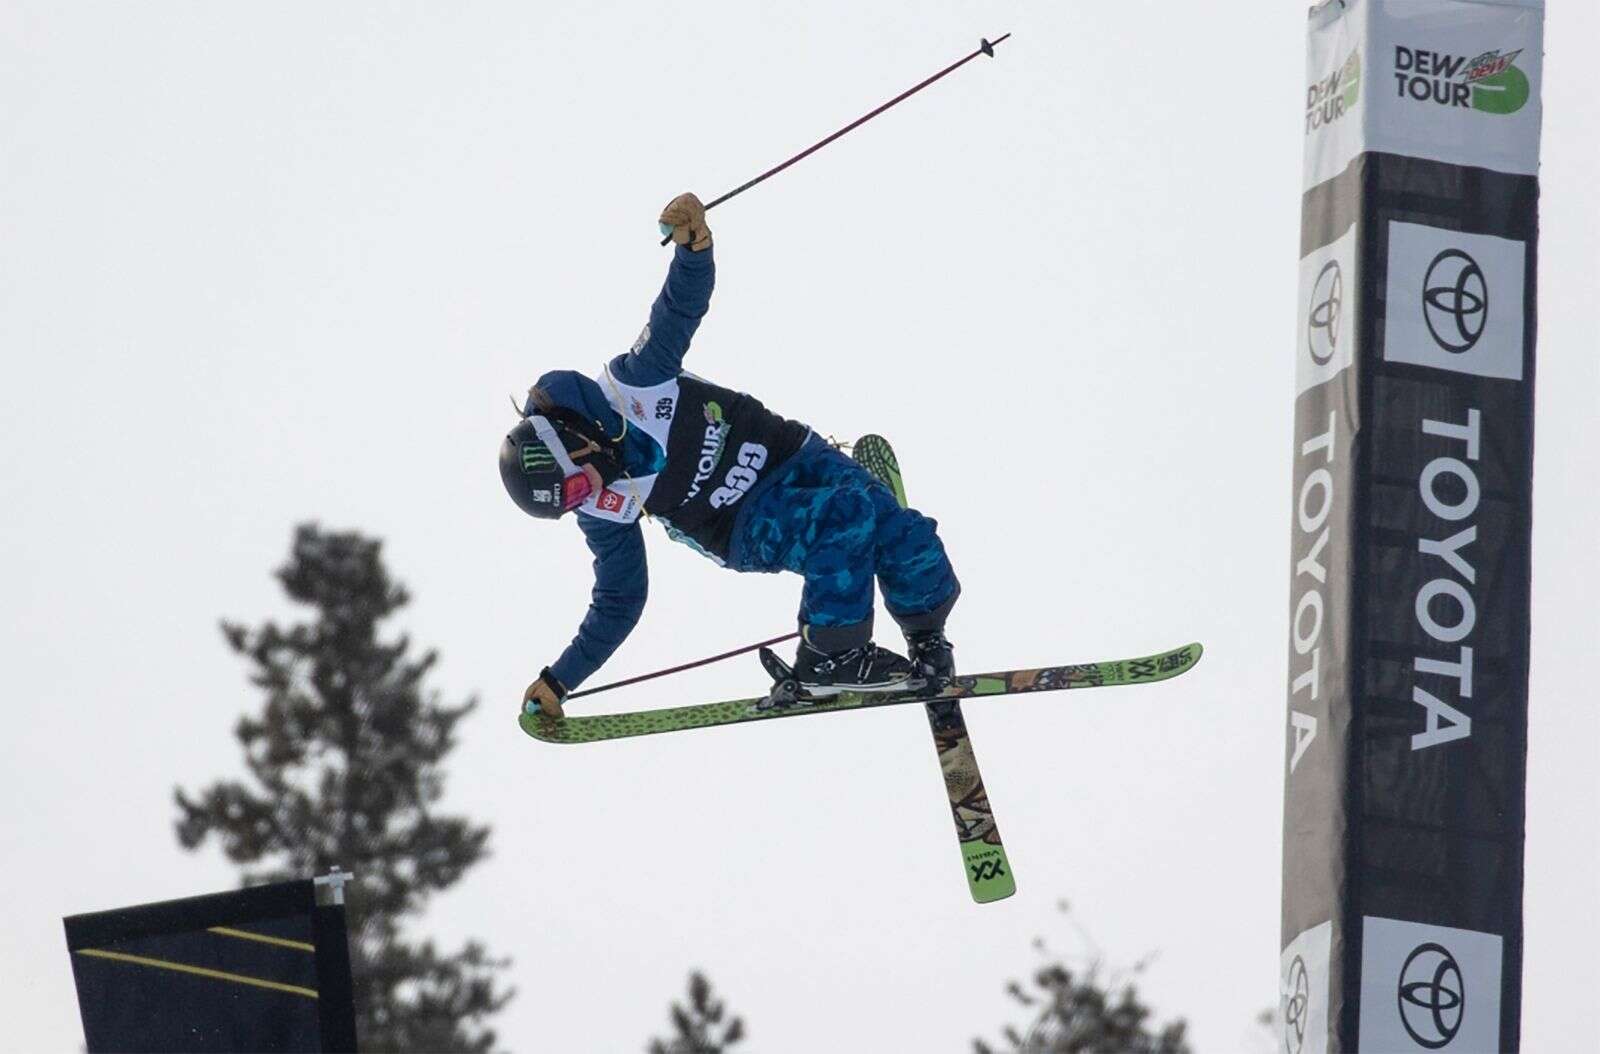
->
[658, 192, 712, 251]
[523, 669, 567, 719]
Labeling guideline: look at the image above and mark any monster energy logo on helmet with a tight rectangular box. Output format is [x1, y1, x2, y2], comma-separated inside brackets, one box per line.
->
[500, 415, 580, 521]
[521, 444, 557, 472]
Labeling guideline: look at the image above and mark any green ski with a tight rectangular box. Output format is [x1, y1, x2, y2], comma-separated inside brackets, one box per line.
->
[520, 642, 1202, 745]
[852, 433, 1015, 902]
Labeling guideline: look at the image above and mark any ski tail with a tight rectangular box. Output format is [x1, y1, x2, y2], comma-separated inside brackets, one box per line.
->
[853, 432, 1016, 904]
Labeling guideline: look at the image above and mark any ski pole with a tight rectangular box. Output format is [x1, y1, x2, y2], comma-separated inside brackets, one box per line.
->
[565, 631, 800, 701]
[659, 33, 1011, 245]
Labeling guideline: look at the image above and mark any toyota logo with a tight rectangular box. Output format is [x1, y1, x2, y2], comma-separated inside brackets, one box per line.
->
[1283, 955, 1310, 1054]
[1307, 260, 1343, 365]
[1422, 249, 1487, 354]
[1397, 942, 1464, 1048]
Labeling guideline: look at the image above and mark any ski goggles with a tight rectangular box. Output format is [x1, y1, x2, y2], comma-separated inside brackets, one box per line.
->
[560, 466, 594, 511]
[526, 414, 603, 514]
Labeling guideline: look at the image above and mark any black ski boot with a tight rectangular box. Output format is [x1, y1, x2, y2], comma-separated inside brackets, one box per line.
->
[792, 639, 916, 696]
[905, 628, 956, 681]
[905, 628, 959, 726]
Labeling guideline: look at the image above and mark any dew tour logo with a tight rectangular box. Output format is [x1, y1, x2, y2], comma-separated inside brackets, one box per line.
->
[1423, 250, 1487, 354]
[1307, 260, 1343, 365]
[684, 401, 731, 501]
[1397, 943, 1465, 1048]
[1305, 49, 1361, 135]
[1393, 45, 1529, 115]
[1282, 955, 1310, 1054]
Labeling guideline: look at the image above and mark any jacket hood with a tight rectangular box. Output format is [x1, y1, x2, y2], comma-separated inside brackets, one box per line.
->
[529, 369, 625, 439]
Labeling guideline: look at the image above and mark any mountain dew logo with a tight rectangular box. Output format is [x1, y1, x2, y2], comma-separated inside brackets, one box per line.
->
[1463, 48, 1530, 114]
[1338, 51, 1361, 109]
[1305, 49, 1361, 135]
[704, 401, 724, 425]
[520, 444, 556, 473]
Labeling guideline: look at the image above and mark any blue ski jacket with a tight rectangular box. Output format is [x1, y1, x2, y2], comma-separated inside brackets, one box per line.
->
[535, 245, 805, 690]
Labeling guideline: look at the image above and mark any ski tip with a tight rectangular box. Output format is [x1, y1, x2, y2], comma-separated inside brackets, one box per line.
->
[973, 884, 1017, 904]
[963, 844, 1015, 903]
[1110, 642, 1203, 690]
[1163, 641, 1204, 677]
[520, 709, 581, 745]
[519, 710, 552, 742]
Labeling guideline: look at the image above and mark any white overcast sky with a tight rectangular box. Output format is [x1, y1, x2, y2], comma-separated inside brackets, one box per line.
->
[2, 2, 1595, 1051]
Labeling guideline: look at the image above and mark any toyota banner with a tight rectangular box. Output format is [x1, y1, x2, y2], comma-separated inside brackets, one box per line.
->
[1281, 1, 1542, 1051]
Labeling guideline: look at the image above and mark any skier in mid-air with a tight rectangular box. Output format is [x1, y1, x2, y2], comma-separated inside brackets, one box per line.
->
[501, 193, 960, 718]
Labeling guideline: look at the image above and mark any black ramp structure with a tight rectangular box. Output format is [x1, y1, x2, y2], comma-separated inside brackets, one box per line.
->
[64, 873, 357, 1053]
[1281, 2, 1542, 1051]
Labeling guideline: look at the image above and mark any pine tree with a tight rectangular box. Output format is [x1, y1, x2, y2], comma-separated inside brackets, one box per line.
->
[175, 524, 513, 1052]
[647, 972, 747, 1054]
[975, 901, 1191, 1054]
[974, 964, 1192, 1054]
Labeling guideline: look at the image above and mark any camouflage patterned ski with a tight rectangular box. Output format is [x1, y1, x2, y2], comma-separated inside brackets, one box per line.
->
[852, 434, 1015, 902]
[520, 642, 1202, 746]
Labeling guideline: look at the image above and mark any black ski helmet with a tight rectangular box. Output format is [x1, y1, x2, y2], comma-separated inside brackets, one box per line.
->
[499, 408, 623, 520]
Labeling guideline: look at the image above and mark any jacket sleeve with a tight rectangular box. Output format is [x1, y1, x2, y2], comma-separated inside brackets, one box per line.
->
[548, 515, 649, 690]
[611, 244, 715, 386]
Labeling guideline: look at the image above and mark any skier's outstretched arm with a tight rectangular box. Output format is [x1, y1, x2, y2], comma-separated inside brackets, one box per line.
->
[611, 193, 715, 386]
[531, 516, 648, 715]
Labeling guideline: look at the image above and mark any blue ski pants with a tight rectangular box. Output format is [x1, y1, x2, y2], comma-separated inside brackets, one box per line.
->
[730, 442, 959, 652]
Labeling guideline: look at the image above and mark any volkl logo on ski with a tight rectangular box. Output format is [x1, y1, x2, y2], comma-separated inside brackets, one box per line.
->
[970, 858, 1008, 883]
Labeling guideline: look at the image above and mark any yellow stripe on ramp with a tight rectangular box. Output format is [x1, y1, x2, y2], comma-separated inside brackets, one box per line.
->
[207, 926, 316, 953]
[75, 948, 318, 999]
